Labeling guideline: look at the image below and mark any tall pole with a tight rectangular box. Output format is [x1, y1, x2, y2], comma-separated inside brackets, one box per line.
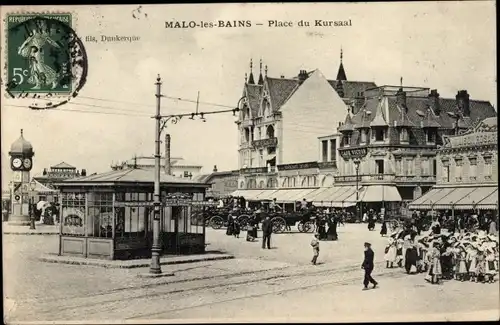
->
[150, 75, 162, 274]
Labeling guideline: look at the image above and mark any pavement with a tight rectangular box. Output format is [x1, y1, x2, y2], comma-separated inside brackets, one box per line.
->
[3, 223, 499, 322]
[2, 221, 59, 235]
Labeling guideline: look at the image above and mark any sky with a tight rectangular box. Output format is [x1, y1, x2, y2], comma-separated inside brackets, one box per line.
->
[1, 2, 496, 190]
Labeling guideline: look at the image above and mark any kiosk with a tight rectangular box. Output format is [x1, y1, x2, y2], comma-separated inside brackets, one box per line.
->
[56, 167, 210, 260]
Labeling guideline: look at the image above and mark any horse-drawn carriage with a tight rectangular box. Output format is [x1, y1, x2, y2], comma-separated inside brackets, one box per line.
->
[200, 206, 253, 230]
[265, 208, 320, 234]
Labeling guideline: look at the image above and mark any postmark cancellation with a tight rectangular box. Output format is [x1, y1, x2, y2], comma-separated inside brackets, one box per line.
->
[4, 12, 88, 108]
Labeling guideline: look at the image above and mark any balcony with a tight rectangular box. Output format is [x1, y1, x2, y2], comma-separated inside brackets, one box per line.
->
[334, 175, 361, 183]
[252, 137, 278, 149]
[394, 175, 436, 183]
[240, 118, 254, 128]
[334, 173, 396, 184]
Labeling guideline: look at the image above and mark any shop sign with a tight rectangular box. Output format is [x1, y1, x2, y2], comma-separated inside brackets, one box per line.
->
[339, 148, 368, 159]
[445, 132, 496, 148]
[115, 201, 154, 207]
[277, 162, 318, 171]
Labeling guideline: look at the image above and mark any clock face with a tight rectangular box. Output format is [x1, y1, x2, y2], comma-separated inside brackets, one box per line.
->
[23, 158, 32, 169]
[12, 158, 22, 169]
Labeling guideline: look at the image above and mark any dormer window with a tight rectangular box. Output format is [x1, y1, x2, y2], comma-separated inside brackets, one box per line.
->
[399, 128, 409, 143]
[374, 128, 385, 142]
[343, 133, 352, 146]
[425, 129, 436, 144]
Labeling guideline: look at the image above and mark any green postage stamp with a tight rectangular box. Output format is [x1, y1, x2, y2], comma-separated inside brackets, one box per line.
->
[5, 13, 87, 100]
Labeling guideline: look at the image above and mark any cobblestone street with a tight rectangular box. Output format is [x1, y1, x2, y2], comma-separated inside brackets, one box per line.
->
[3, 224, 499, 322]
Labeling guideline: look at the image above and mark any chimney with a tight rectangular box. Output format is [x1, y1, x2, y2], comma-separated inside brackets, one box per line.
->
[164, 133, 172, 175]
[456, 90, 470, 117]
[81, 169, 87, 177]
[428, 89, 441, 116]
[213, 165, 218, 172]
[396, 87, 407, 112]
[297, 70, 308, 83]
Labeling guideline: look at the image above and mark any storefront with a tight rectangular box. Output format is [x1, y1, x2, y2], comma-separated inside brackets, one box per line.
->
[409, 117, 498, 215]
[56, 168, 210, 260]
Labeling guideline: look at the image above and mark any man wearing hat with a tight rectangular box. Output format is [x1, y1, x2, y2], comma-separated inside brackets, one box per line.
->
[361, 242, 378, 290]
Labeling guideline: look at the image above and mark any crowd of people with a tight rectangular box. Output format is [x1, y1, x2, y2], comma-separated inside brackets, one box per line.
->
[384, 216, 499, 285]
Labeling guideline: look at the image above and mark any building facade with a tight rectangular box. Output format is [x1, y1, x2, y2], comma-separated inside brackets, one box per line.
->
[111, 156, 203, 180]
[236, 53, 376, 192]
[34, 162, 87, 188]
[409, 117, 498, 212]
[193, 166, 239, 198]
[335, 85, 496, 215]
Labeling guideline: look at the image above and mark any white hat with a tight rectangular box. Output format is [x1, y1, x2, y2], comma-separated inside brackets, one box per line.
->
[404, 235, 411, 241]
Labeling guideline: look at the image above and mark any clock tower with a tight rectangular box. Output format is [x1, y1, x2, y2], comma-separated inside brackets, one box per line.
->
[8, 129, 35, 226]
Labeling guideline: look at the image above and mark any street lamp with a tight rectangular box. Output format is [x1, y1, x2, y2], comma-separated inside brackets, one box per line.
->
[29, 179, 37, 230]
[353, 158, 361, 220]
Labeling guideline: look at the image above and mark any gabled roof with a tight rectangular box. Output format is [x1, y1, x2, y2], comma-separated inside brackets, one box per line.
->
[265, 77, 300, 111]
[369, 99, 388, 127]
[51, 162, 76, 169]
[62, 167, 205, 186]
[327, 80, 377, 99]
[244, 83, 263, 117]
[474, 117, 497, 132]
[338, 112, 354, 132]
[419, 107, 441, 128]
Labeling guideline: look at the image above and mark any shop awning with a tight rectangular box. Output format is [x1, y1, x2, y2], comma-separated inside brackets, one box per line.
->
[253, 189, 279, 201]
[432, 187, 476, 210]
[312, 186, 347, 204]
[475, 188, 499, 210]
[359, 185, 402, 202]
[272, 188, 315, 203]
[408, 187, 458, 210]
[453, 186, 498, 210]
[306, 187, 330, 201]
[229, 189, 267, 200]
[335, 186, 358, 203]
[315, 201, 356, 208]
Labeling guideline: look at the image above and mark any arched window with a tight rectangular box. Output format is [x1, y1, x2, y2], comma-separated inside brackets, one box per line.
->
[266, 125, 275, 139]
[267, 178, 277, 188]
[258, 180, 265, 189]
[239, 181, 245, 189]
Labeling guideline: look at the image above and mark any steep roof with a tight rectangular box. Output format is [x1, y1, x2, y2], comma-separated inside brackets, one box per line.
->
[342, 87, 496, 147]
[265, 77, 300, 111]
[336, 62, 347, 81]
[338, 112, 355, 132]
[327, 80, 377, 99]
[369, 99, 388, 127]
[244, 83, 263, 117]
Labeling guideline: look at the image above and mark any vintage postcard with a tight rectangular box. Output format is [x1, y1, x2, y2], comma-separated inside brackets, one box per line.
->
[1, 2, 498, 324]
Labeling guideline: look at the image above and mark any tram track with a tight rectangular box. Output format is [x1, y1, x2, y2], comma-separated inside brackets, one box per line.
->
[16, 261, 395, 320]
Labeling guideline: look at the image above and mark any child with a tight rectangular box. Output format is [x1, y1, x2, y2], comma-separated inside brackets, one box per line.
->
[467, 245, 478, 282]
[426, 242, 442, 284]
[485, 247, 497, 283]
[233, 220, 241, 238]
[384, 237, 397, 268]
[311, 233, 320, 265]
[455, 245, 468, 281]
[475, 246, 486, 283]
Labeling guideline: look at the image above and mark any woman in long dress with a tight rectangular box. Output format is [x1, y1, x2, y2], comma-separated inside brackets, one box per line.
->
[404, 236, 418, 274]
[455, 246, 469, 281]
[326, 214, 338, 241]
[384, 237, 397, 268]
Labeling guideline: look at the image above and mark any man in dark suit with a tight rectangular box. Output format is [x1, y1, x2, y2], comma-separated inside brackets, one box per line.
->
[361, 242, 378, 290]
[261, 216, 272, 249]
